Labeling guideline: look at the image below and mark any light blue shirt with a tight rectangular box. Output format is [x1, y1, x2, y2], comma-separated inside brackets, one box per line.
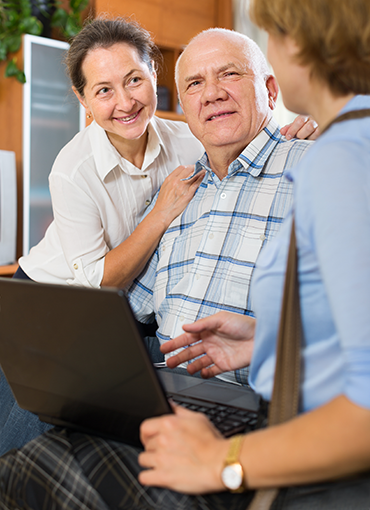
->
[250, 96, 370, 412]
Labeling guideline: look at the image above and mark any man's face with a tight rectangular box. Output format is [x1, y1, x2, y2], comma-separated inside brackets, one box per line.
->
[177, 34, 277, 158]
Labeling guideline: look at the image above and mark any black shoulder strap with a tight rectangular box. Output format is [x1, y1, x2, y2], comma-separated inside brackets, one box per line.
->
[321, 108, 370, 134]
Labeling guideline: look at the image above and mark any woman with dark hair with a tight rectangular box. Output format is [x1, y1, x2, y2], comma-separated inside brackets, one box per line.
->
[16, 17, 205, 289]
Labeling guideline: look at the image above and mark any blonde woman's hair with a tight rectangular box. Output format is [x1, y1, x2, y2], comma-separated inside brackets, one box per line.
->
[249, 0, 370, 96]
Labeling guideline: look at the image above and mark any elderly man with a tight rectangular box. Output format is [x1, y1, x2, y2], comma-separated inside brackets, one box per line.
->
[0, 28, 314, 509]
[128, 28, 311, 386]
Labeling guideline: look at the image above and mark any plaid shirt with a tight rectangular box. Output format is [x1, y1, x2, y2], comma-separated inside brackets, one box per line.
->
[128, 118, 311, 384]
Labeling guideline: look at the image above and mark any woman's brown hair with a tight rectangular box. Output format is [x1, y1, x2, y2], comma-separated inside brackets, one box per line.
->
[249, 0, 370, 96]
[65, 16, 162, 97]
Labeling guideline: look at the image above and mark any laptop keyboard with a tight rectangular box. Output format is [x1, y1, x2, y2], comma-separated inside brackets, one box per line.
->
[168, 394, 259, 437]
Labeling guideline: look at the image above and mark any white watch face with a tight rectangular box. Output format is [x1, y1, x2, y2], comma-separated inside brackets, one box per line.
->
[221, 463, 243, 491]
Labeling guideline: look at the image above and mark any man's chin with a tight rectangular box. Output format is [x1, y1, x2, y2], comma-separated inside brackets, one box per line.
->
[202, 129, 246, 150]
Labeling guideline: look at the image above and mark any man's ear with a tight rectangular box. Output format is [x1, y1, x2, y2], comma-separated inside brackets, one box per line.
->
[151, 61, 157, 85]
[177, 93, 187, 120]
[266, 75, 279, 110]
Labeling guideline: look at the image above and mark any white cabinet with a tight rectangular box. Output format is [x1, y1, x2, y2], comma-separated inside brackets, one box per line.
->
[0, 150, 17, 265]
[22, 34, 85, 255]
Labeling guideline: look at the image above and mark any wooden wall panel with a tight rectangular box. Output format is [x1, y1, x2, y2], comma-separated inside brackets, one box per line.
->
[156, 1, 216, 47]
[93, 0, 162, 40]
[93, 0, 232, 47]
[216, 0, 233, 29]
[0, 51, 24, 258]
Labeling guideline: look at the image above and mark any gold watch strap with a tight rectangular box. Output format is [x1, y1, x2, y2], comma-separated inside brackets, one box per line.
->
[225, 434, 245, 465]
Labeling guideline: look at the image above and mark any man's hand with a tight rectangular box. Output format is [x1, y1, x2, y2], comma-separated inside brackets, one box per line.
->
[280, 115, 319, 140]
[138, 405, 228, 494]
[161, 311, 256, 378]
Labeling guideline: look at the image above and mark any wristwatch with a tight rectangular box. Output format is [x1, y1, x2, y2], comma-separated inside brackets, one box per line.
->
[221, 434, 246, 492]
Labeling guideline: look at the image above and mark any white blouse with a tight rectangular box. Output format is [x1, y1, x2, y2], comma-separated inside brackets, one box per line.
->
[20, 116, 204, 287]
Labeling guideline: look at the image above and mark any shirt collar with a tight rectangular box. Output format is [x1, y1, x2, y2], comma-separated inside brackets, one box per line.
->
[237, 117, 282, 177]
[141, 117, 164, 170]
[338, 94, 370, 115]
[285, 95, 370, 183]
[193, 117, 282, 179]
[89, 121, 121, 181]
[89, 118, 165, 180]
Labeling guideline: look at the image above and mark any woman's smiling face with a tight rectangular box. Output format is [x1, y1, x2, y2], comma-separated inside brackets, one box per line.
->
[77, 42, 157, 148]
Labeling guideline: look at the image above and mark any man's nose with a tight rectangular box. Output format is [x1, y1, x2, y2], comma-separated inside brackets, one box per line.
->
[201, 79, 228, 104]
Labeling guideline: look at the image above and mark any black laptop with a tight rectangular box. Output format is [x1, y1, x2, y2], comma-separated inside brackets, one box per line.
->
[0, 277, 261, 446]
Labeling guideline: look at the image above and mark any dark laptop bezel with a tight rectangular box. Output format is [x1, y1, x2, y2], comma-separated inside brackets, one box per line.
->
[0, 277, 172, 446]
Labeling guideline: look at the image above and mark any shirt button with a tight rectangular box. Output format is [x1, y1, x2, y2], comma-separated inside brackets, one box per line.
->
[220, 192, 226, 199]
[73, 263, 78, 270]
[209, 233, 214, 239]
[195, 274, 200, 280]
[260, 234, 266, 241]
[179, 316, 184, 322]
[145, 199, 150, 205]
[162, 245, 166, 251]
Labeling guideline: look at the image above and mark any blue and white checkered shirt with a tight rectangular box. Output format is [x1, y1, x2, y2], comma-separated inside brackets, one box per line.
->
[128, 118, 312, 384]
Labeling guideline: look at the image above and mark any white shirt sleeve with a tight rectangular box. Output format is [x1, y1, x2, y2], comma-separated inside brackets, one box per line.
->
[49, 171, 108, 288]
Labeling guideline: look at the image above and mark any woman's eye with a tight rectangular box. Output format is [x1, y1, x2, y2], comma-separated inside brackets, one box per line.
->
[98, 87, 110, 95]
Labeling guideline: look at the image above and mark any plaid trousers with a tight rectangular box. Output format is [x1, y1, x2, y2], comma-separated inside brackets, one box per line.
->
[0, 428, 254, 510]
[1, 428, 370, 510]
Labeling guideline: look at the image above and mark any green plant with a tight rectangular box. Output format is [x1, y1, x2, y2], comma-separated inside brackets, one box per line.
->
[0, 0, 89, 83]
[52, 0, 89, 39]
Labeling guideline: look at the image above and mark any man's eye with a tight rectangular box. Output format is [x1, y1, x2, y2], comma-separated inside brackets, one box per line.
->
[129, 76, 141, 85]
[188, 81, 200, 89]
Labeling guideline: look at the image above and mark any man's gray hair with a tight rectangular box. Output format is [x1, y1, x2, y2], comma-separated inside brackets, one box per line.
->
[175, 27, 270, 91]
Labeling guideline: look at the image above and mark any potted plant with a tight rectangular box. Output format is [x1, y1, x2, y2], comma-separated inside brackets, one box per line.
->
[0, 0, 89, 83]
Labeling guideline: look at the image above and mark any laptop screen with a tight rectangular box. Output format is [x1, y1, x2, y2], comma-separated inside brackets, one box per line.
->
[0, 278, 172, 446]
